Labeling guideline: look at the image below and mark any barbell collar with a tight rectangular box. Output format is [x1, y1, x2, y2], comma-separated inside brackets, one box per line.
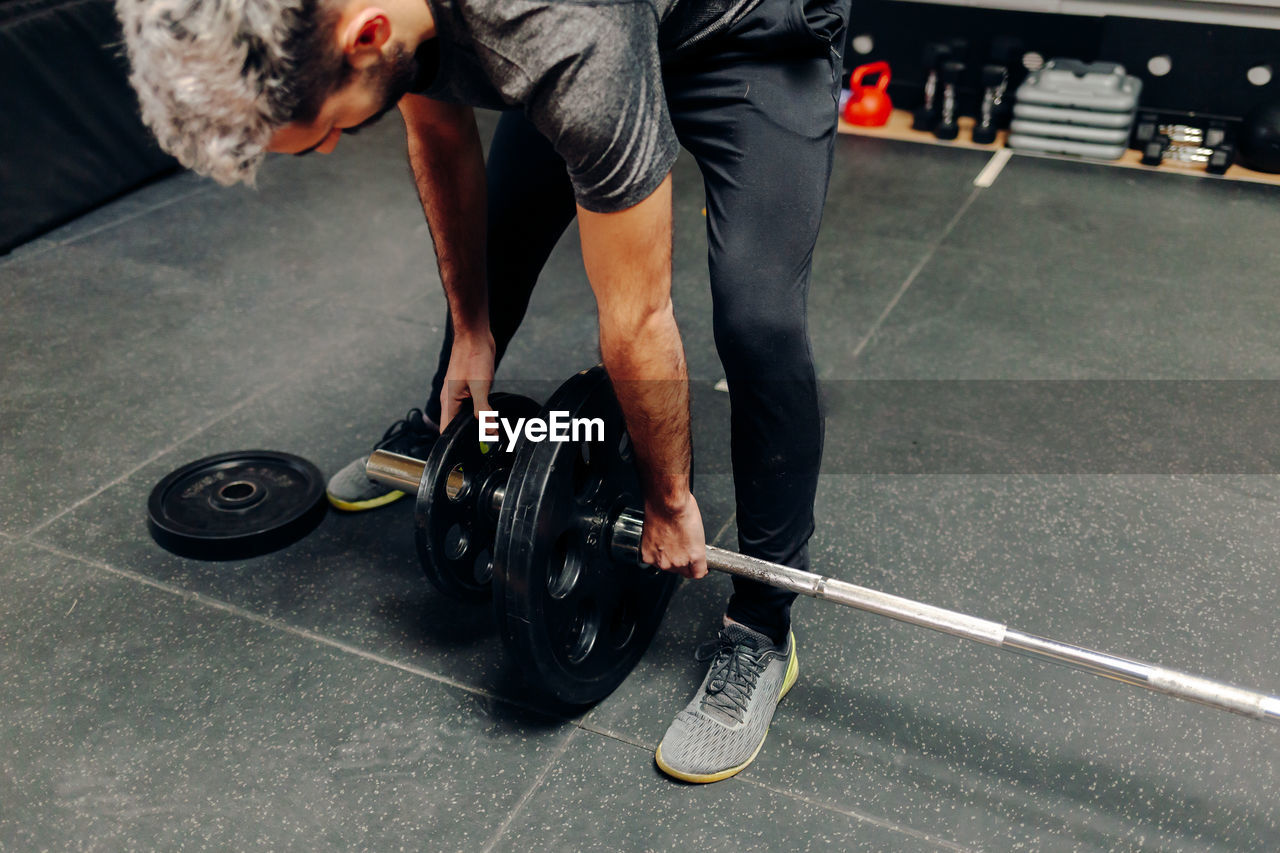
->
[368, 450, 511, 519]
[609, 506, 646, 568]
[488, 483, 507, 516]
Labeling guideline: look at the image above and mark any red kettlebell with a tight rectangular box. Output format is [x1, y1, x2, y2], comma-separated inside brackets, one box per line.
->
[843, 62, 893, 127]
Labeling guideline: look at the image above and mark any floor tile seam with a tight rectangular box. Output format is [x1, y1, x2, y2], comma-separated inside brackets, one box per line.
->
[837, 186, 984, 373]
[0, 182, 216, 269]
[18, 376, 289, 541]
[571, 720, 651, 751]
[479, 726, 581, 853]
[23, 538, 578, 723]
[710, 511, 737, 548]
[737, 777, 975, 852]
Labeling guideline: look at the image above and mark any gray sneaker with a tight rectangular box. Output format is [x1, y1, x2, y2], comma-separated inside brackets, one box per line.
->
[327, 409, 438, 511]
[655, 623, 798, 783]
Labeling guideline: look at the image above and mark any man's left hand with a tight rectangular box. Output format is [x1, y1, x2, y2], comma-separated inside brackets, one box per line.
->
[641, 492, 708, 579]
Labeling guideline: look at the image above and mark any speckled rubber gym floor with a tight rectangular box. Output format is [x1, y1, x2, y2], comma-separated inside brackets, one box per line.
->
[3, 114, 1276, 850]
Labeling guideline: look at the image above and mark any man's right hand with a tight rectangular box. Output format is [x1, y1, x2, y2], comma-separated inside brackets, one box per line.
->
[440, 329, 496, 429]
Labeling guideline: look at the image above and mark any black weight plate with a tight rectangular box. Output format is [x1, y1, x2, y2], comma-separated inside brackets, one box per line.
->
[493, 367, 679, 708]
[414, 392, 542, 602]
[147, 450, 327, 560]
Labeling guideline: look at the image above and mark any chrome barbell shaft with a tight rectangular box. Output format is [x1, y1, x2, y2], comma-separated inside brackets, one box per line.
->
[612, 508, 1280, 726]
[368, 451, 1280, 725]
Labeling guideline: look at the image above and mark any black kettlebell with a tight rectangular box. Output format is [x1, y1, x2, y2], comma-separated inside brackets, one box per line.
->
[1238, 102, 1280, 173]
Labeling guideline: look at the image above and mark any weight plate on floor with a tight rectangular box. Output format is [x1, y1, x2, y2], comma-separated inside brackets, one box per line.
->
[415, 392, 542, 602]
[147, 450, 327, 560]
[493, 367, 679, 708]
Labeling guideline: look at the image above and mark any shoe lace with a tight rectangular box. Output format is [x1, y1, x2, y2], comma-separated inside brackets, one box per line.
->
[695, 635, 766, 724]
[376, 408, 434, 449]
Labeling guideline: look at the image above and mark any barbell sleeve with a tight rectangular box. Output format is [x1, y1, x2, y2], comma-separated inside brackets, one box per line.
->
[366, 450, 426, 494]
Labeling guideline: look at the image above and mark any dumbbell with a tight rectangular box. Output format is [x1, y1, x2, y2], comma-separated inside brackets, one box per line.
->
[972, 64, 1008, 145]
[912, 43, 951, 131]
[933, 61, 965, 141]
[1141, 133, 1169, 166]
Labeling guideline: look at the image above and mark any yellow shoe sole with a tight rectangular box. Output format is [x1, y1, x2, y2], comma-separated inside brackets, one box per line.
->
[326, 489, 406, 513]
[655, 633, 799, 784]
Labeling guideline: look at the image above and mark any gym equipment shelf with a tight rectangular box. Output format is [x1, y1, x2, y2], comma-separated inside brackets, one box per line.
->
[838, 108, 1280, 186]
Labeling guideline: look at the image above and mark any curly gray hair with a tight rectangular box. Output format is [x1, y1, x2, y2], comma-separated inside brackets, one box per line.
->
[116, 0, 344, 185]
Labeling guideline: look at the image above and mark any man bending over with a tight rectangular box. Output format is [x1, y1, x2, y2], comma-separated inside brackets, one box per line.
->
[117, 0, 849, 782]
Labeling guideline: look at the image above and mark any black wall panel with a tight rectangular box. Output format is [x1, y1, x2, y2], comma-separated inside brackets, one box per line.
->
[844, 1, 1280, 121]
[1, 0, 176, 254]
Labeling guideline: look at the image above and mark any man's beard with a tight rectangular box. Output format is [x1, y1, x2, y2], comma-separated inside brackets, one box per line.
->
[343, 45, 419, 136]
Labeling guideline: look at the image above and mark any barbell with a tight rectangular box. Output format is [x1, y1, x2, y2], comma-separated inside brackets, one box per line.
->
[368, 366, 1280, 721]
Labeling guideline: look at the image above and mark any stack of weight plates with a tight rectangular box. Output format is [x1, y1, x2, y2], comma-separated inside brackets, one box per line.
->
[1008, 59, 1142, 161]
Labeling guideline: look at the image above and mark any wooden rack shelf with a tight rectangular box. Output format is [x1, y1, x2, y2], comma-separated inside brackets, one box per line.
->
[838, 109, 1280, 186]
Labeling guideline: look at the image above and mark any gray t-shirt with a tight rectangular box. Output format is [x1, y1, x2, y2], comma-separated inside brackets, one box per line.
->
[414, 0, 760, 213]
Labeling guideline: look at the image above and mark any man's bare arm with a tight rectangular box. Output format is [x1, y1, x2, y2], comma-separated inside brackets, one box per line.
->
[577, 175, 707, 578]
[399, 94, 493, 423]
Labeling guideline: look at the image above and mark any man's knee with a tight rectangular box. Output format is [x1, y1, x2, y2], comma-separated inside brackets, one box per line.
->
[713, 297, 811, 379]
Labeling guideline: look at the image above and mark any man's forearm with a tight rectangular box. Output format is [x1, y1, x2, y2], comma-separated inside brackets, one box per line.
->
[577, 175, 692, 511]
[602, 308, 692, 512]
[400, 96, 489, 335]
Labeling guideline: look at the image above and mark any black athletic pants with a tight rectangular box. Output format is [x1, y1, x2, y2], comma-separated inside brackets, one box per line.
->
[426, 0, 850, 644]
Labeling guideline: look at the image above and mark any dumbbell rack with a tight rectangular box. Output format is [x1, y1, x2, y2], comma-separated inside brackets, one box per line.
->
[837, 110, 1280, 187]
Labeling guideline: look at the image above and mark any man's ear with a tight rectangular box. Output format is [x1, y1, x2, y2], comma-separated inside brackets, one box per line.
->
[340, 8, 392, 70]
